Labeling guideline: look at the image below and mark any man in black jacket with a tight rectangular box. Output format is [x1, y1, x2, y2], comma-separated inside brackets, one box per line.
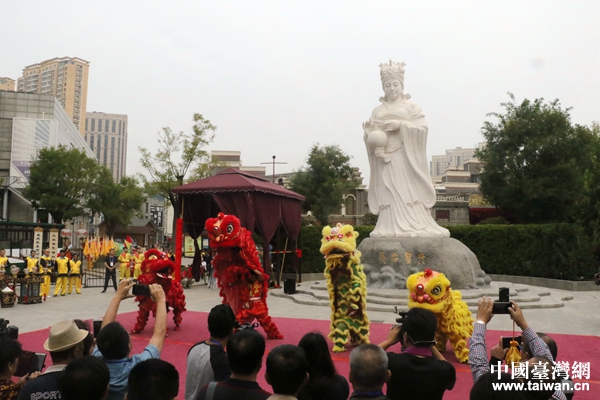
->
[378, 308, 456, 400]
[102, 248, 118, 293]
[197, 329, 271, 400]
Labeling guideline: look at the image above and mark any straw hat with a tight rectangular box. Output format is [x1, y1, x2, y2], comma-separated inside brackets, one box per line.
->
[43, 320, 89, 352]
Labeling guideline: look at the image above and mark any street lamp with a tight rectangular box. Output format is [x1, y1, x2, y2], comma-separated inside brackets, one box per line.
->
[261, 155, 287, 184]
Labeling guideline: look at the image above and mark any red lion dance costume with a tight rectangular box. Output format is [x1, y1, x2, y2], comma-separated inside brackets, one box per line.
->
[131, 249, 186, 333]
[206, 212, 283, 339]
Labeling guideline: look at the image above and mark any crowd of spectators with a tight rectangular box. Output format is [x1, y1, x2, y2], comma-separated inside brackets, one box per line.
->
[0, 281, 570, 400]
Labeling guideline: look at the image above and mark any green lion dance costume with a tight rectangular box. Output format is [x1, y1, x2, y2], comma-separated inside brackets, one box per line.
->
[320, 223, 370, 352]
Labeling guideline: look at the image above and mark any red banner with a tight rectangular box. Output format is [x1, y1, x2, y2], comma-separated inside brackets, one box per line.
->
[174, 218, 183, 281]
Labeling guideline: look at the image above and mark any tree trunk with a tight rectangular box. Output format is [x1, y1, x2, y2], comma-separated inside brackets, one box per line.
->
[50, 211, 64, 225]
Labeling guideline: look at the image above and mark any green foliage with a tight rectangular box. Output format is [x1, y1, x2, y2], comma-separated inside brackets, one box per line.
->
[478, 93, 596, 223]
[299, 226, 323, 273]
[22, 145, 99, 223]
[138, 113, 217, 237]
[354, 225, 373, 247]
[290, 144, 358, 225]
[87, 168, 146, 236]
[574, 122, 600, 241]
[478, 216, 510, 225]
[138, 113, 217, 206]
[449, 224, 597, 280]
[299, 224, 597, 280]
[360, 212, 379, 226]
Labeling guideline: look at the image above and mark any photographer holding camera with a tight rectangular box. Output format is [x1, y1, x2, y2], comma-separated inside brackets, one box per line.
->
[93, 278, 166, 400]
[378, 308, 456, 400]
[469, 297, 567, 400]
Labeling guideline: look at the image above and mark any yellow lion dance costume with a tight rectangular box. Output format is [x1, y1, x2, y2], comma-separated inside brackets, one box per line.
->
[320, 223, 370, 353]
[407, 268, 473, 363]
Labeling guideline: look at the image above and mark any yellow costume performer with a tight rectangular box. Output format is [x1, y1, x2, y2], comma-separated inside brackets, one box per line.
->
[0, 250, 9, 272]
[40, 253, 53, 300]
[0, 250, 8, 287]
[406, 268, 473, 363]
[132, 250, 144, 279]
[67, 256, 82, 294]
[320, 223, 370, 353]
[118, 250, 131, 280]
[53, 254, 69, 296]
[26, 255, 39, 272]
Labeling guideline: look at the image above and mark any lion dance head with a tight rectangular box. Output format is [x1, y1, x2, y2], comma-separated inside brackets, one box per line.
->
[141, 248, 176, 288]
[206, 212, 245, 249]
[406, 268, 452, 314]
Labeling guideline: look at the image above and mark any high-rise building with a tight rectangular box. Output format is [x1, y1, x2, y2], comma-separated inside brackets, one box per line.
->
[84, 111, 128, 181]
[0, 91, 95, 222]
[0, 77, 15, 91]
[17, 57, 89, 135]
[430, 144, 484, 176]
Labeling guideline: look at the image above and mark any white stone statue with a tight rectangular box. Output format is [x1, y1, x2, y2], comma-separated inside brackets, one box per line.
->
[363, 61, 449, 238]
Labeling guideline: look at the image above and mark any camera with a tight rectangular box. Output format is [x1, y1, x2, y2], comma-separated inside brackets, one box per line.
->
[393, 307, 408, 348]
[132, 283, 151, 297]
[0, 318, 18, 340]
[493, 287, 511, 314]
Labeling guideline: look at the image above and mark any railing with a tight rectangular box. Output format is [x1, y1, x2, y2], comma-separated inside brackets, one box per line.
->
[436, 194, 470, 201]
[82, 260, 106, 288]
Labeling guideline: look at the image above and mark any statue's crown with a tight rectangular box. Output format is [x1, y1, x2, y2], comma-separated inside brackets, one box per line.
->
[379, 60, 406, 83]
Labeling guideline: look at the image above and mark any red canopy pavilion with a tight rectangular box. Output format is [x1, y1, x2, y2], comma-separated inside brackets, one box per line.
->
[172, 168, 305, 283]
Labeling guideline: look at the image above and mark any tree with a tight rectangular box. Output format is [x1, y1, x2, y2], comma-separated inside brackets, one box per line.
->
[87, 168, 146, 236]
[290, 144, 358, 225]
[361, 212, 379, 226]
[138, 113, 217, 236]
[477, 93, 596, 223]
[575, 122, 600, 238]
[23, 145, 99, 223]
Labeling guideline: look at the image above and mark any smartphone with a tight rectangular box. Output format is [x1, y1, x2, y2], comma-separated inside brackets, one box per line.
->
[31, 353, 46, 373]
[93, 320, 103, 338]
[15, 351, 45, 376]
[14, 351, 35, 377]
[502, 336, 523, 349]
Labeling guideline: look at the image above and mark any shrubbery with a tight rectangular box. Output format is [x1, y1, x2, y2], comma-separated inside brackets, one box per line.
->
[298, 224, 598, 280]
[449, 224, 597, 281]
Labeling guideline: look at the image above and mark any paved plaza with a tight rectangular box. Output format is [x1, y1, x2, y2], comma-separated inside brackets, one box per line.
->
[3, 278, 599, 337]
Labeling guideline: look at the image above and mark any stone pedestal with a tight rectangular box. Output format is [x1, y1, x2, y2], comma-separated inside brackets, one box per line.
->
[357, 237, 491, 289]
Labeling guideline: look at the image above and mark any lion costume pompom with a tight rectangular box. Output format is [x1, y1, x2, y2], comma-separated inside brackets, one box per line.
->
[406, 268, 473, 363]
[320, 223, 370, 352]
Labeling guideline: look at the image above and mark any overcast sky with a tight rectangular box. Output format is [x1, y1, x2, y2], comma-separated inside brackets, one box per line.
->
[2, 1, 599, 186]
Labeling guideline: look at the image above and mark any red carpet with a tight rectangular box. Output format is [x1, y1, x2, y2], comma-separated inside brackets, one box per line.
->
[17, 311, 600, 399]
